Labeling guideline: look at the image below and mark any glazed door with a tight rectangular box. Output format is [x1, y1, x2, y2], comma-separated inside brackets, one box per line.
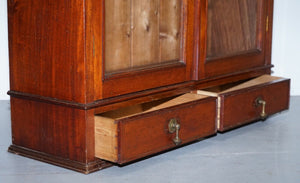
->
[197, 0, 273, 79]
[100, 0, 196, 99]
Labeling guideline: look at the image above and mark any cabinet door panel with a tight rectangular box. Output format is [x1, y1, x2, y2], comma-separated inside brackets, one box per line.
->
[131, 0, 160, 67]
[159, 0, 182, 62]
[104, 0, 131, 73]
[100, 0, 194, 99]
[105, 0, 183, 75]
[207, 0, 258, 60]
[197, 0, 272, 79]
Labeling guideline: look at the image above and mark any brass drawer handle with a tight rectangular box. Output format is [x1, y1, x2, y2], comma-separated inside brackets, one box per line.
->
[255, 97, 268, 120]
[168, 118, 182, 146]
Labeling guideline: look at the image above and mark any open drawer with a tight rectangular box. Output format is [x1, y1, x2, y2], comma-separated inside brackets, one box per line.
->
[197, 75, 290, 132]
[94, 93, 217, 164]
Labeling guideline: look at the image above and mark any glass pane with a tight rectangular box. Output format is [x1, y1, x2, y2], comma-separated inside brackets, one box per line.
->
[206, 0, 258, 59]
[105, 0, 182, 74]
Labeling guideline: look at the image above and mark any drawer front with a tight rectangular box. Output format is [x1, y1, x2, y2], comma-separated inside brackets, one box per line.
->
[117, 98, 216, 164]
[219, 79, 290, 131]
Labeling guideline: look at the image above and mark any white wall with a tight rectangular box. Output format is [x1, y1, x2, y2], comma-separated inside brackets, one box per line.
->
[0, 0, 9, 100]
[272, 0, 300, 96]
[0, 0, 299, 100]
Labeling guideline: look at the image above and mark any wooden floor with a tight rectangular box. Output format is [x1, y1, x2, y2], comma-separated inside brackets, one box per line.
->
[0, 97, 299, 183]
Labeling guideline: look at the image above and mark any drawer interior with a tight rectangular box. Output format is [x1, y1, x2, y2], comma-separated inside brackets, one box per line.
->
[97, 93, 209, 120]
[197, 75, 283, 96]
[94, 93, 210, 162]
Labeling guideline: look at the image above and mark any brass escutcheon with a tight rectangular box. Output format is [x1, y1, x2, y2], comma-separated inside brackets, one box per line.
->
[255, 97, 268, 120]
[168, 118, 182, 146]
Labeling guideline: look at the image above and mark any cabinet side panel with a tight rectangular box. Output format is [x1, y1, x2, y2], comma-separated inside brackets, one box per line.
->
[10, 98, 95, 163]
[8, 0, 86, 103]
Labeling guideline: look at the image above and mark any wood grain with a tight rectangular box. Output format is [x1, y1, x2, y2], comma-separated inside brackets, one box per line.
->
[104, 0, 182, 73]
[220, 75, 281, 93]
[8, 145, 113, 174]
[207, 0, 258, 59]
[8, 0, 86, 103]
[159, 0, 182, 62]
[264, 0, 274, 66]
[105, 0, 131, 73]
[131, 0, 160, 67]
[197, 0, 272, 79]
[95, 116, 118, 162]
[101, 0, 194, 98]
[10, 97, 96, 163]
[198, 75, 290, 131]
[119, 96, 216, 163]
[85, 0, 104, 101]
[220, 78, 290, 131]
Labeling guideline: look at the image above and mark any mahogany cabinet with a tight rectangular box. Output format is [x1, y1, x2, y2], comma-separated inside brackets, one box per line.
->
[7, 0, 290, 174]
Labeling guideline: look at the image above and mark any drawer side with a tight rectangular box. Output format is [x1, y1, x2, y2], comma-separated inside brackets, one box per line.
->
[95, 117, 118, 162]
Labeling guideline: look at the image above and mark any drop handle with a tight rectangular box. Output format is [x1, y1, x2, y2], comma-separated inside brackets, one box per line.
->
[168, 118, 182, 146]
[255, 97, 268, 120]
